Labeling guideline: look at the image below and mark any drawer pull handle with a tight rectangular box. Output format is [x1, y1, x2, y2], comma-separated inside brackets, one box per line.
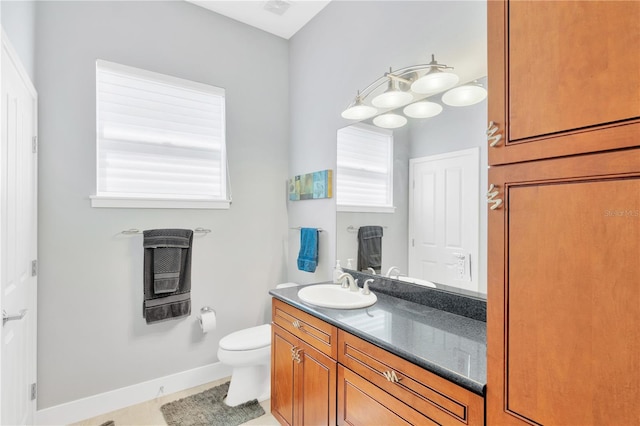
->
[487, 184, 503, 210]
[291, 347, 303, 364]
[487, 121, 503, 147]
[383, 370, 400, 383]
[292, 320, 302, 329]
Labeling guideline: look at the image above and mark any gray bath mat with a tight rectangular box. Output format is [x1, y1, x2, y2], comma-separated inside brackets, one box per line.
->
[160, 382, 265, 426]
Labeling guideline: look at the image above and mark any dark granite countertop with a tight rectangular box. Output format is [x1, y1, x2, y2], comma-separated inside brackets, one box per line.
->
[270, 284, 487, 396]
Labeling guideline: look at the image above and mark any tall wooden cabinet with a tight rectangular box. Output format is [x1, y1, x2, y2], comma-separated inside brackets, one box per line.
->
[487, 1, 640, 425]
[487, 0, 639, 165]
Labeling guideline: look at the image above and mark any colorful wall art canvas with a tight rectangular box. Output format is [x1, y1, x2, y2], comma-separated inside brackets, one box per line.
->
[288, 169, 332, 201]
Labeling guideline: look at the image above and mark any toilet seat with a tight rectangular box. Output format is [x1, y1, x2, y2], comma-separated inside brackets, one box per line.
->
[219, 323, 271, 351]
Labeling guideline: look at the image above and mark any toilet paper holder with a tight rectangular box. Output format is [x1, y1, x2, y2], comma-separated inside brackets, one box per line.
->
[200, 306, 215, 315]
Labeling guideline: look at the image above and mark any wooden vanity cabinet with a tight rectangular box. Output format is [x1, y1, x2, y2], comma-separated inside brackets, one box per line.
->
[337, 331, 484, 426]
[487, 0, 640, 165]
[271, 299, 486, 426]
[486, 149, 640, 425]
[271, 299, 337, 426]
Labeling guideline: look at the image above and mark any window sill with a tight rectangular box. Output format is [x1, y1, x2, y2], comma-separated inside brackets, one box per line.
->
[337, 205, 396, 213]
[90, 195, 231, 209]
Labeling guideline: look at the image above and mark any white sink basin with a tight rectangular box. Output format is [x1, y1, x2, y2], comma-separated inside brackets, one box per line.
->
[397, 276, 436, 288]
[297, 284, 377, 309]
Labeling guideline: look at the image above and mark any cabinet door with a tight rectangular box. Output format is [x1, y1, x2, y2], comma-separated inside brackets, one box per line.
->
[337, 365, 438, 426]
[271, 325, 296, 426]
[487, 149, 640, 425]
[297, 340, 337, 426]
[488, 0, 640, 165]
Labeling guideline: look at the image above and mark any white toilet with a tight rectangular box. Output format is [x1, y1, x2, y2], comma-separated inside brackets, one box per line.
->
[217, 282, 299, 407]
[217, 323, 272, 406]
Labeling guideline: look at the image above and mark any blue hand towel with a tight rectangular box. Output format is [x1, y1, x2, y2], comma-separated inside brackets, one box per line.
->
[297, 228, 318, 273]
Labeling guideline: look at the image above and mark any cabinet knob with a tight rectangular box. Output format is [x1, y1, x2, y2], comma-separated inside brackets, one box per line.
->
[487, 121, 503, 147]
[292, 320, 301, 329]
[487, 184, 504, 210]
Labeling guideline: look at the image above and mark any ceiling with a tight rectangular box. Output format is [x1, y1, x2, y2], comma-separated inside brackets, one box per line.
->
[185, 0, 332, 39]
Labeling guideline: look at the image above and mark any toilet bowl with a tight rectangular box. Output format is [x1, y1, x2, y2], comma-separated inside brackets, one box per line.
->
[217, 282, 299, 407]
[217, 323, 272, 406]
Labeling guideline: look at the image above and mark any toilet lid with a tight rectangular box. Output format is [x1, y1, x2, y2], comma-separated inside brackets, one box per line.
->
[219, 324, 271, 351]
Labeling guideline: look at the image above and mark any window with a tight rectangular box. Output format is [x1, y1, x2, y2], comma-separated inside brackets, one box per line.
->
[336, 123, 394, 213]
[91, 60, 229, 209]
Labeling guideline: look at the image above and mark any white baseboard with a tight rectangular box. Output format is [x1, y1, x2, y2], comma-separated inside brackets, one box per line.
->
[35, 362, 233, 425]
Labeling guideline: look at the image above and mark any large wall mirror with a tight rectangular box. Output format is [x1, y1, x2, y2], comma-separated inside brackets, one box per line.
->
[336, 78, 488, 298]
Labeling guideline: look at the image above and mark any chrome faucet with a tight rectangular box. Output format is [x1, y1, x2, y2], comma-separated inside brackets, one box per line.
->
[338, 272, 359, 292]
[362, 279, 374, 295]
[386, 266, 400, 278]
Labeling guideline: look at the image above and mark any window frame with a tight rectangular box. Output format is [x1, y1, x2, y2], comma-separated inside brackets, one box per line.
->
[336, 123, 395, 213]
[91, 60, 229, 209]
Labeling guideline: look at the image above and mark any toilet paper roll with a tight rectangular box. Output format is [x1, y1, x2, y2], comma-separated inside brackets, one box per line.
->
[198, 309, 217, 333]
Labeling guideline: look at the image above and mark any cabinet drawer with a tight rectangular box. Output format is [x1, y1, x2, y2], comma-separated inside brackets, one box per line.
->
[338, 330, 484, 426]
[338, 365, 437, 426]
[272, 299, 338, 358]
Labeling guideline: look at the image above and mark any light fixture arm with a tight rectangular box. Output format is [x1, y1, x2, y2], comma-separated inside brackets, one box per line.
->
[346, 55, 453, 108]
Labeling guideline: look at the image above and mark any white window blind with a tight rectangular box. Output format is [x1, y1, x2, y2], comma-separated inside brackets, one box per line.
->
[337, 124, 394, 212]
[92, 60, 228, 209]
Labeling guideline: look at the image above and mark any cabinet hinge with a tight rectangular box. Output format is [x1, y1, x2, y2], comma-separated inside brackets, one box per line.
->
[31, 260, 37, 277]
[31, 383, 37, 400]
[32, 136, 38, 154]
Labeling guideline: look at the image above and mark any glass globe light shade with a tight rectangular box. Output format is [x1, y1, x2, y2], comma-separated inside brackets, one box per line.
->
[442, 84, 488, 106]
[403, 101, 443, 118]
[373, 113, 407, 129]
[372, 89, 413, 109]
[341, 103, 378, 120]
[411, 70, 459, 94]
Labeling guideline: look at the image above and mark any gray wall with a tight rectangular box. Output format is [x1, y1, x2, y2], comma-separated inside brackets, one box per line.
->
[35, 1, 289, 409]
[287, 1, 487, 288]
[1, 0, 36, 81]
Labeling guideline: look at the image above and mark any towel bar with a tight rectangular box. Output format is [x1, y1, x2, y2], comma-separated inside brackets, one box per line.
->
[290, 227, 324, 232]
[121, 227, 211, 235]
[347, 225, 388, 233]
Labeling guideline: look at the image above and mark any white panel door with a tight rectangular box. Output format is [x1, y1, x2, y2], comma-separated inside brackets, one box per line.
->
[408, 148, 479, 292]
[1, 33, 38, 425]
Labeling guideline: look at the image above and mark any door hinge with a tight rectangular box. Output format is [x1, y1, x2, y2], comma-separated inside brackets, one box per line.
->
[31, 383, 37, 400]
[31, 260, 38, 277]
[32, 136, 38, 154]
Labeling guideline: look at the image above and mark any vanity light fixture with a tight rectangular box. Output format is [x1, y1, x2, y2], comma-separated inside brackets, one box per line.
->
[341, 53, 485, 129]
[341, 91, 378, 120]
[371, 71, 414, 108]
[441, 81, 488, 107]
[403, 100, 443, 118]
[373, 113, 408, 129]
[410, 55, 459, 94]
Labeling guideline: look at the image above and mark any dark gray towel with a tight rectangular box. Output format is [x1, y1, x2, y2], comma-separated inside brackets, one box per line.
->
[357, 226, 383, 274]
[143, 229, 193, 324]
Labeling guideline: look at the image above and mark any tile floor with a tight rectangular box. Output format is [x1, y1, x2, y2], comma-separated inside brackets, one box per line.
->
[71, 377, 279, 426]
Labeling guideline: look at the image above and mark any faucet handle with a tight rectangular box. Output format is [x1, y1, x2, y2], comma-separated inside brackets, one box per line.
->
[362, 279, 374, 295]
